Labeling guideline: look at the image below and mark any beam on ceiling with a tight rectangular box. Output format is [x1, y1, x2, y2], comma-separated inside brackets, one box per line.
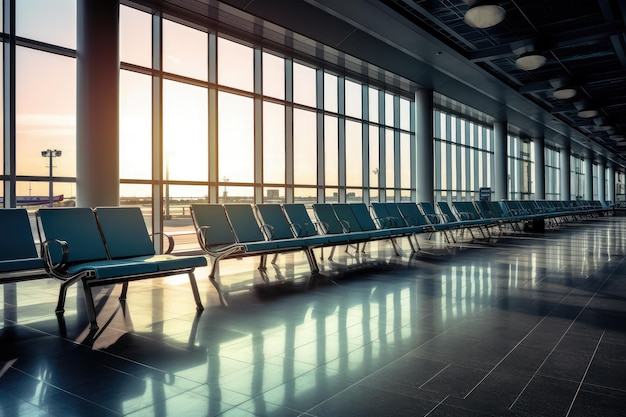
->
[469, 20, 626, 62]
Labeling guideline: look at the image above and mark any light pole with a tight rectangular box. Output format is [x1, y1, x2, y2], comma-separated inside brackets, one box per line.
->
[41, 149, 62, 207]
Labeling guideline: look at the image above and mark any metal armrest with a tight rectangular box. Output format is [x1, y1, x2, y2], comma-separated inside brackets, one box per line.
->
[40, 238, 70, 277]
[152, 231, 175, 254]
[260, 223, 275, 240]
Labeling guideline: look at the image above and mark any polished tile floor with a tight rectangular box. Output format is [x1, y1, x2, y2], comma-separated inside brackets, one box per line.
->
[2, 216, 626, 416]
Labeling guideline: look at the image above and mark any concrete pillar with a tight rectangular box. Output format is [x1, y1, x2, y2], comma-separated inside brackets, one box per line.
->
[584, 157, 593, 200]
[533, 136, 545, 199]
[76, 0, 119, 207]
[493, 121, 507, 200]
[608, 166, 616, 203]
[560, 141, 571, 201]
[598, 160, 605, 203]
[415, 88, 433, 203]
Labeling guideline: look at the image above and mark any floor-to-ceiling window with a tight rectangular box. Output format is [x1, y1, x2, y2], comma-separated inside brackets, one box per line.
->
[571, 155, 585, 200]
[433, 107, 493, 203]
[1, 0, 77, 207]
[545, 146, 560, 201]
[508, 134, 534, 200]
[115, 3, 417, 244]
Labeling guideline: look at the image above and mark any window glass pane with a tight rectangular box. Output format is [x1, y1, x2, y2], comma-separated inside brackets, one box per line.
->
[16, 47, 76, 177]
[293, 62, 316, 107]
[264, 187, 285, 203]
[17, 0, 76, 49]
[324, 116, 338, 186]
[385, 129, 394, 188]
[218, 91, 253, 182]
[400, 133, 410, 188]
[263, 52, 285, 99]
[218, 37, 253, 91]
[324, 73, 337, 113]
[293, 109, 317, 184]
[263, 101, 285, 184]
[120, 5, 152, 67]
[346, 121, 362, 187]
[121, 184, 152, 204]
[400, 98, 410, 131]
[219, 185, 253, 204]
[346, 189, 362, 203]
[369, 126, 379, 188]
[368, 87, 379, 123]
[163, 20, 207, 81]
[163, 80, 208, 181]
[345, 80, 362, 119]
[385, 92, 394, 127]
[120, 70, 151, 180]
[0, 50, 2, 167]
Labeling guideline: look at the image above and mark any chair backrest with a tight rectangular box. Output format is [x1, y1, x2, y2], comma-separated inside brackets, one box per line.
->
[371, 202, 393, 228]
[420, 202, 437, 217]
[282, 204, 318, 237]
[313, 203, 345, 234]
[190, 204, 237, 247]
[95, 207, 155, 259]
[397, 202, 429, 226]
[350, 203, 379, 231]
[474, 200, 494, 219]
[223, 204, 266, 243]
[384, 203, 409, 227]
[255, 204, 296, 240]
[332, 204, 364, 232]
[453, 201, 480, 220]
[437, 202, 459, 222]
[0, 208, 39, 261]
[37, 207, 109, 264]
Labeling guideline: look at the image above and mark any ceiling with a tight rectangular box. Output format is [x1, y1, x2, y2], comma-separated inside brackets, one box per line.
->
[142, 0, 626, 166]
[379, 0, 626, 158]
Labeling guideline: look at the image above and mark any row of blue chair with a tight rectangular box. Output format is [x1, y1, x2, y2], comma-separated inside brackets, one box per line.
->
[1, 207, 207, 330]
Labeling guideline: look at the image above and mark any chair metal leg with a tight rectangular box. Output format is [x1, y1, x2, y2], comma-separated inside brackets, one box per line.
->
[119, 282, 129, 301]
[188, 271, 204, 312]
[82, 280, 99, 330]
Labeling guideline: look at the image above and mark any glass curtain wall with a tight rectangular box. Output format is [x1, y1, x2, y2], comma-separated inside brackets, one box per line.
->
[1, 1, 77, 208]
[117, 3, 415, 242]
[508, 134, 534, 200]
[545, 146, 560, 201]
[433, 109, 493, 202]
[571, 155, 585, 200]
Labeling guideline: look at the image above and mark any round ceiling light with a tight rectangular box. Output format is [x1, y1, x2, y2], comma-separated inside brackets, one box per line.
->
[515, 52, 546, 71]
[577, 109, 598, 118]
[553, 87, 577, 100]
[464, 4, 506, 28]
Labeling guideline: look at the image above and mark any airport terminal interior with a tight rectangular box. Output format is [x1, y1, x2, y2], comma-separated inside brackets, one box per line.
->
[2, 0, 626, 416]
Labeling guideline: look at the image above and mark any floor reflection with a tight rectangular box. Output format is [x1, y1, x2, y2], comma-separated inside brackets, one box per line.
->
[2, 217, 626, 416]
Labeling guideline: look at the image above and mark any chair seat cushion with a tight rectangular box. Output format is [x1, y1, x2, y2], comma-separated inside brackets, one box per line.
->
[67, 259, 159, 279]
[130, 254, 207, 271]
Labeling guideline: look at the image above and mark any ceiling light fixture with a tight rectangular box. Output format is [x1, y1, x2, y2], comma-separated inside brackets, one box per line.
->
[577, 109, 598, 118]
[464, 1, 506, 29]
[515, 51, 546, 71]
[553, 87, 577, 100]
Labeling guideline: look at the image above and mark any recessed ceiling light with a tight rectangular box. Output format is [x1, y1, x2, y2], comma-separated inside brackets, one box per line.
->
[577, 109, 598, 118]
[553, 87, 577, 100]
[515, 52, 546, 71]
[464, 2, 506, 28]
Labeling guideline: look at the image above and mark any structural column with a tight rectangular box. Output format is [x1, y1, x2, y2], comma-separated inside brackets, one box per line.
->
[560, 140, 571, 201]
[76, 0, 119, 207]
[584, 157, 593, 200]
[493, 121, 507, 200]
[533, 136, 545, 199]
[598, 159, 605, 203]
[415, 88, 434, 203]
